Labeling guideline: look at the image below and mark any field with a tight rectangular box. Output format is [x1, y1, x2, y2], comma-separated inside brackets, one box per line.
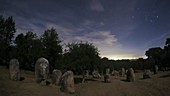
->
[0, 66, 170, 96]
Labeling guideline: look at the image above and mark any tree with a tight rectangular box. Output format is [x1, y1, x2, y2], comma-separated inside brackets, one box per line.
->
[63, 42, 101, 82]
[165, 38, 170, 46]
[164, 38, 170, 69]
[0, 16, 5, 64]
[145, 47, 164, 68]
[15, 33, 24, 65]
[41, 28, 62, 72]
[0, 16, 16, 65]
[15, 32, 43, 70]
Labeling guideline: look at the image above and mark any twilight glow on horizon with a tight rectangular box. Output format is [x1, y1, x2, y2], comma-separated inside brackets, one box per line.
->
[0, 0, 170, 60]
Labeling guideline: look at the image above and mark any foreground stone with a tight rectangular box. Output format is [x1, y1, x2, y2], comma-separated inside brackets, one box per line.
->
[126, 68, 135, 82]
[60, 70, 75, 94]
[52, 69, 62, 85]
[35, 57, 49, 85]
[9, 59, 20, 81]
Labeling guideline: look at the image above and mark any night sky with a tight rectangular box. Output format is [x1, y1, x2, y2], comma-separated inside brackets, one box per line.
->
[0, 0, 170, 60]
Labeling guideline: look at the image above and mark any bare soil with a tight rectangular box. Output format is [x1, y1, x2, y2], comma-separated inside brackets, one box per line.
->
[0, 66, 170, 96]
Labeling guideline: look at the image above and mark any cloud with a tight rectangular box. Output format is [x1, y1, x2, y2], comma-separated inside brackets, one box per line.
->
[84, 20, 93, 26]
[90, 0, 104, 12]
[45, 23, 75, 42]
[45, 22, 87, 44]
[0, 0, 147, 60]
[73, 31, 117, 46]
[144, 32, 170, 48]
[42, 25, 144, 59]
[68, 31, 126, 58]
[68, 30, 144, 60]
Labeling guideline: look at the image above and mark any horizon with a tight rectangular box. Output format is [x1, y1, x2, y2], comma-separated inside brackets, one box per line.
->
[101, 55, 147, 60]
[0, 0, 170, 60]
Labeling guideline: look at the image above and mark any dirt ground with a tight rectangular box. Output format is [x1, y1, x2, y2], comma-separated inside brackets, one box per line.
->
[0, 66, 170, 96]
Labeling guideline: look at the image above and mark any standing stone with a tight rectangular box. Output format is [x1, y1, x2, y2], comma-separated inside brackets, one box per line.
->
[9, 59, 20, 81]
[106, 68, 110, 75]
[143, 69, 151, 79]
[121, 68, 126, 77]
[92, 70, 101, 78]
[52, 69, 62, 85]
[153, 65, 158, 74]
[82, 70, 90, 83]
[60, 70, 75, 94]
[126, 68, 135, 82]
[35, 57, 49, 85]
[104, 68, 111, 82]
[85, 70, 89, 77]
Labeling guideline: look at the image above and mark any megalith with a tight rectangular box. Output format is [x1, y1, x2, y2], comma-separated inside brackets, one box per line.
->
[52, 69, 62, 85]
[126, 68, 135, 82]
[60, 70, 75, 94]
[9, 59, 20, 81]
[35, 57, 49, 85]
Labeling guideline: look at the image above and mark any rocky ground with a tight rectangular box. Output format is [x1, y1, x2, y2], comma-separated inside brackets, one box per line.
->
[0, 66, 170, 96]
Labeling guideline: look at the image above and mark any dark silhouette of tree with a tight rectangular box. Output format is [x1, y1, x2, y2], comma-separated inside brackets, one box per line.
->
[3, 15, 169, 73]
[41, 28, 62, 72]
[15, 33, 25, 66]
[165, 38, 170, 46]
[0, 16, 5, 64]
[63, 42, 101, 82]
[0, 16, 16, 66]
[145, 47, 164, 69]
[164, 38, 170, 69]
[136, 58, 144, 70]
[15, 32, 44, 70]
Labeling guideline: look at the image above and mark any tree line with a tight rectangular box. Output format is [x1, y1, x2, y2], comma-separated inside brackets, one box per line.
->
[0, 15, 170, 75]
[145, 38, 170, 71]
[0, 15, 100, 74]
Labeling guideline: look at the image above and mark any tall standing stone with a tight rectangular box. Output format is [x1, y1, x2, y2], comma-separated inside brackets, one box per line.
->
[85, 70, 89, 78]
[60, 70, 75, 94]
[126, 68, 135, 82]
[52, 69, 62, 85]
[153, 65, 158, 74]
[9, 59, 20, 81]
[35, 57, 49, 85]
[104, 68, 111, 83]
[106, 68, 110, 75]
[120, 68, 125, 77]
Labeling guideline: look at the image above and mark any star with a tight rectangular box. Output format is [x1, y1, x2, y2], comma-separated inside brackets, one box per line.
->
[156, 15, 159, 18]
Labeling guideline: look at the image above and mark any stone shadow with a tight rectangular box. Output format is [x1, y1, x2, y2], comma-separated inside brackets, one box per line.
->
[159, 74, 170, 78]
